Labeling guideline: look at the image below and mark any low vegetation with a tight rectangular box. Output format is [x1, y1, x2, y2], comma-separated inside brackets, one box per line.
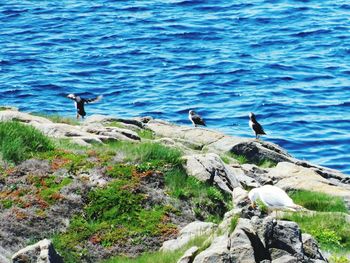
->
[49, 141, 229, 262]
[0, 121, 54, 163]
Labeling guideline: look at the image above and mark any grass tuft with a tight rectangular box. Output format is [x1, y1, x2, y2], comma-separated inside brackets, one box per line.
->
[0, 121, 54, 163]
[229, 214, 240, 234]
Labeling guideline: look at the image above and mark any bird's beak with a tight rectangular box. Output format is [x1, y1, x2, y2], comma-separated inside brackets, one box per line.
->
[250, 202, 256, 209]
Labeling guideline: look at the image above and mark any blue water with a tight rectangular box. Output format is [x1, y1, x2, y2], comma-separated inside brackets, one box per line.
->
[1, 0, 350, 175]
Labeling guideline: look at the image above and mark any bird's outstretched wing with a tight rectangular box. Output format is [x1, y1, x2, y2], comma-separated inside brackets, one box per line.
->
[84, 95, 103, 104]
[193, 114, 206, 126]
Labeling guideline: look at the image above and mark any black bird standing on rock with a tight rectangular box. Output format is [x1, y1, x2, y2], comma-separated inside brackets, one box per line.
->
[189, 110, 206, 127]
[67, 94, 103, 119]
[249, 112, 266, 139]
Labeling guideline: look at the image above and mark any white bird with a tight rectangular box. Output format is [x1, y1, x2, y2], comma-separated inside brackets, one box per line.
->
[248, 185, 302, 212]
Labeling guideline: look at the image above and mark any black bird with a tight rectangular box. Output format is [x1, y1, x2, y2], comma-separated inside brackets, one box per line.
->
[189, 110, 206, 127]
[67, 94, 103, 119]
[249, 112, 266, 139]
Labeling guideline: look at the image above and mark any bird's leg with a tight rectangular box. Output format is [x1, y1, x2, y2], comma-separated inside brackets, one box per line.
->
[76, 113, 79, 120]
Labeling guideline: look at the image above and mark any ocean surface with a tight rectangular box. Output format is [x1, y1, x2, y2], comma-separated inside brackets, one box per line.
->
[0, 0, 349, 174]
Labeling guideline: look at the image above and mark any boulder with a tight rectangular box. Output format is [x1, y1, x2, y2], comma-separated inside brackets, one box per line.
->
[232, 187, 249, 208]
[177, 246, 199, 263]
[267, 162, 350, 209]
[302, 234, 326, 261]
[160, 221, 216, 252]
[183, 153, 241, 193]
[229, 218, 260, 262]
[84, 114, 144, 128]
[229, 141, 293, 164]
[0, 110, 52, 124]
[12, 239, 63, 263]
[192, 235, 230, 263]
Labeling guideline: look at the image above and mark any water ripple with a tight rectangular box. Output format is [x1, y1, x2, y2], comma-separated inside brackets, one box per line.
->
[0, 0, 350, 174]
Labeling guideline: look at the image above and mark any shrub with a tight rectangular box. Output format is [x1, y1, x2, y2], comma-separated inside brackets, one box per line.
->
[0, 121, 54, 163]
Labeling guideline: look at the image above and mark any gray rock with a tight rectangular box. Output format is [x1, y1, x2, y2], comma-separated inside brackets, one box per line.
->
[229, 140, 293, 164]
[183, 153, 241, 193]
[267, 220, 303, 260]
[161, 221, 216, 252]
[12, 239, 63, 263]
[302, 234, 326, 261]
[193, 235, 230, 263]
[85, 114, 144, 128]
[229, 218, 265, 262]
[177, 246, 199, 263]
[0, 110, 52, 124]
[13, 159, 51, 177]
[271, 255, 298, 263]
[232, 187, 249, 208]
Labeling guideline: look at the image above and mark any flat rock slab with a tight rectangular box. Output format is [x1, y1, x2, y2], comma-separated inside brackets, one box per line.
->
[268, 162, 350, 208]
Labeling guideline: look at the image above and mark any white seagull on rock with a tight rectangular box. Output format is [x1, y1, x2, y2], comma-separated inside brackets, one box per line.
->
[248, 185, 302, 212]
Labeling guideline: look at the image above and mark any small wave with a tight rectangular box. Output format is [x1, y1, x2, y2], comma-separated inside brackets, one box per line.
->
[292, 29, 332, 37]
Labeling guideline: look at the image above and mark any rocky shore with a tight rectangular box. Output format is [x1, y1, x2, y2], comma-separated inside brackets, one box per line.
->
[0, 108, 349, 263]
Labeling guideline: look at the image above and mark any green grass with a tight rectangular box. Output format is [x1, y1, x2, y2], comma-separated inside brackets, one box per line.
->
[103, 234, 210, 263]
[329, 255, 350, 263]
[107, 121, 126, 128]
[137, 129, 155, 140]
[0, 121, 54, 163]
[283, 190, 349, 253]
[258, 159, 277, 168]
[32, 114, 80, 125]
[228, 153, 248, 164]
[229, 214, 240, 234]
[283, 212, 350, 253]
[99, 141, 183, 169]
[165, 168, 232, 223]
[288, 190, 348, 213]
